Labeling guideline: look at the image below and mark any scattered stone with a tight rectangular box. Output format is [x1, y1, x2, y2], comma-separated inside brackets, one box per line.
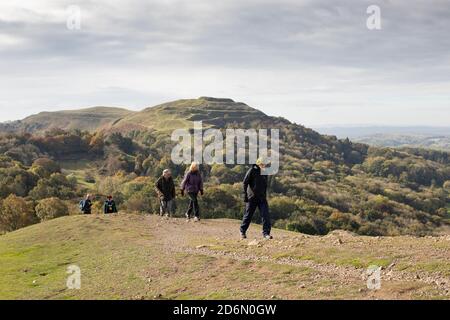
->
[386, 262, 396, 270]
[196, 245, 209, 249]
[248, 239, 261, 246]
[326, 230, 356, 239]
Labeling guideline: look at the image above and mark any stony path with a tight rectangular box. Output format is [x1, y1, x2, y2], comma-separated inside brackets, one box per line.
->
[181, 246, 449, 294]
[145, 215, 450, 299]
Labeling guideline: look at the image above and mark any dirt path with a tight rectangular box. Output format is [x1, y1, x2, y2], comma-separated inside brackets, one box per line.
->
[144, 215, 450, 299]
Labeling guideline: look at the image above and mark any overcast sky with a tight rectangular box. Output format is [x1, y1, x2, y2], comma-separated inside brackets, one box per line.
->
[0, 0, 449, 126]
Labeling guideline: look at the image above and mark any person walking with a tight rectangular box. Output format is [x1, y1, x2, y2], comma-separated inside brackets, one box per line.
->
[103, 195, 118, 214]
[155, 169, 176, 218]
[240, 158, 273, 240]
[80, 194, 93, 215]
[180, 162, 203, 222]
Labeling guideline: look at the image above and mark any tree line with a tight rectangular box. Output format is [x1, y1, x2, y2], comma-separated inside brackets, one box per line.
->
[0, 128, 449, 236]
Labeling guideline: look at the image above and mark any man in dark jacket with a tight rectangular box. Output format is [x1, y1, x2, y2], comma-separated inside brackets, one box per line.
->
[80, 194, 92, 214]
[240, 159, 273, 240]
[104, 195, 118, 214]
[155, 169, 176, 217]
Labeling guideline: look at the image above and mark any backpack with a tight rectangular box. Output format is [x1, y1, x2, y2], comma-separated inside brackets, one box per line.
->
[79, 200, 86, 212]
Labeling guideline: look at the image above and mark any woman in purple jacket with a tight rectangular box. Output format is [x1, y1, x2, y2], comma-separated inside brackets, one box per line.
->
[180, 162, 204, 222]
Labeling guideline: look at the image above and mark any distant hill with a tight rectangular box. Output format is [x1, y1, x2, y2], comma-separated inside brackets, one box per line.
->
[315, 126, 450, 151]
[0, 214, 448, 300]
[0, 98, 268, 135]
[108, 97, 367, 169]
[0, 98, 275, 135]
[355, 134, 450, 151]
[314, 126, 450, 139]
[110, 97, 271, 133]
[0, 107, 134, 134]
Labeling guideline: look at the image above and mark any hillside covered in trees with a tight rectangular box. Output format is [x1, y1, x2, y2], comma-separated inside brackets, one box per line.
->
[1, 97, 449, 236]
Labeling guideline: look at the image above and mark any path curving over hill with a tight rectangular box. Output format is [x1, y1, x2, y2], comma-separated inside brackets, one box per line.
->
[0, 214, 448, 300]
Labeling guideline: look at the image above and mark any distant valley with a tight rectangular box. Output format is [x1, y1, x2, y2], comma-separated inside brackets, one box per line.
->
[315, 126, 450, 151]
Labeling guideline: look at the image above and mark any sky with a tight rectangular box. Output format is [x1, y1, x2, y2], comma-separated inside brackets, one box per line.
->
[0, 0, 449, 127]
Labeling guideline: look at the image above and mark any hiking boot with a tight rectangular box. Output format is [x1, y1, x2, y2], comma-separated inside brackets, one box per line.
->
[193, 217, 200, 222]
[263, 234, 273, 240]
[185, 213, 190, 222]
[240, 232, 247, 239]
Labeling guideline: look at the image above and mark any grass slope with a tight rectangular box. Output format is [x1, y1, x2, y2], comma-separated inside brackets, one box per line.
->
[0, 214, 449, 300]
[111, 97, 269, 133]
[20, 107, 134, 133]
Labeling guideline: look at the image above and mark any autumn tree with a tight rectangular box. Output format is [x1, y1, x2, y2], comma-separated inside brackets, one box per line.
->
[35, 197, 69, 221]
[0, 195, 38, 232]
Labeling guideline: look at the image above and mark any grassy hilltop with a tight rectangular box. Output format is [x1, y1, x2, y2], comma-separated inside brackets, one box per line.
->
[110, 97, 269, 133]
[0, 107, 133, 134]
[0, 97, 449, 239]
[0, 214, 449, 300]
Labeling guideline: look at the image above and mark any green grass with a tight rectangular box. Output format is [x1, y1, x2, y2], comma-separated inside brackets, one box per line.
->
[22, 107, 133, 133]
[1, 214, 448, 300]
[60, 159, 98, 189]
[270, 249, 392, 269]
[113, 97, 264, 133]
[0, 215, 153, 299]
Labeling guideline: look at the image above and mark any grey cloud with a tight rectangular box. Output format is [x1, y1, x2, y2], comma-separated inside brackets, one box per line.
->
[0, 0, 449, 125]
[2, 0, 450, 69]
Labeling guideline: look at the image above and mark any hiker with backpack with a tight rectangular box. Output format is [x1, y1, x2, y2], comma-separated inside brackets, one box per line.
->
[240, 158, 273, 240]
[180, 162, 204, 222]
[155, 169, 176, 218]
[104, 195, 118, 214]
[80, 194, 93, 214]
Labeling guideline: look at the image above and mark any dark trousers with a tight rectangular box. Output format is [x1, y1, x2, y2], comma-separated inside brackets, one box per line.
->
[160, 199, 174, 216]
[186, 192, 200, 218]
[240, 197, 271, 236]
